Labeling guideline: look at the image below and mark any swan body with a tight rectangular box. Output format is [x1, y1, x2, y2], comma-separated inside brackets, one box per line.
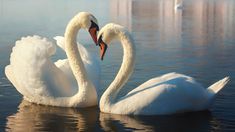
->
[97, 23, 230, 115]
[5, 12, 100, 107]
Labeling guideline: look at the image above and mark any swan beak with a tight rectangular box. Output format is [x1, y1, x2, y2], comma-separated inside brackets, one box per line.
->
[89, 20, 99, 45]
[100, 42, 107, 60]
[98, 40, 107, 60]
[89, 27, 98, 45]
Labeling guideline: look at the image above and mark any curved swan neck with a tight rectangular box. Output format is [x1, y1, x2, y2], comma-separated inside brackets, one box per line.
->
[64, 17, 92, 95]
[100, 30, 136, 108]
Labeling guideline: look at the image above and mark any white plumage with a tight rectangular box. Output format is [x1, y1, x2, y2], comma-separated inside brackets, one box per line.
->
[98, 23, 230, 115]
[54, 36, 100, 91]
[5, 12, 100, 107]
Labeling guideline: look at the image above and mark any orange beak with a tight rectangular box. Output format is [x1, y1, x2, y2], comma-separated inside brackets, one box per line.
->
[99, 41, 107, 60]
[89, 27, 98, 45]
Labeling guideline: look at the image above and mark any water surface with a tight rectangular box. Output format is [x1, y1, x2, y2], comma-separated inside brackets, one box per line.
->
[0, 0, 235, 131]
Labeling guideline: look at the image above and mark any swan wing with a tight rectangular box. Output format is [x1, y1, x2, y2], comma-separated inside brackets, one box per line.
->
[5, 36, 73, 102]
[113, 73, 208, 115]
[54, 36, 101, 89]
[54, 36, 65, 50]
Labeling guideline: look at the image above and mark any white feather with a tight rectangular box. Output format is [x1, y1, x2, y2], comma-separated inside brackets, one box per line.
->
[99, 23, 230, 115]
[5, 12, 100, 107]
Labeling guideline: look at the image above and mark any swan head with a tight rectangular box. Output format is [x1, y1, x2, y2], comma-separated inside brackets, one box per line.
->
[97, 23, 125, 60]
[76, 12, 99, 45]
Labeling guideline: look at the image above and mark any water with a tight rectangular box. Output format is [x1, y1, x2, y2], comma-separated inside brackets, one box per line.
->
[0, 0, 235, 131]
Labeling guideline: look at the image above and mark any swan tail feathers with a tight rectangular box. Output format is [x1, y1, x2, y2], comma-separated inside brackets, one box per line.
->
[199, 77, 230, 110]
[207, 77, 230, 94]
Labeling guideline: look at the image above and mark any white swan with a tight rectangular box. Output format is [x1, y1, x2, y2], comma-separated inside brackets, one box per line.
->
[5, 12, 100, 107]
[97, 23, 230, 115]
[175, 0, 183, 10]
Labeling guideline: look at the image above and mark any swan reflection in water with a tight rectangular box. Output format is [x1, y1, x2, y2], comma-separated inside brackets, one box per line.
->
[5, 100, 99, 131]
[100, 111, 220, 131]
[6, 101, 221, 131]
[99, 113, 154, 131]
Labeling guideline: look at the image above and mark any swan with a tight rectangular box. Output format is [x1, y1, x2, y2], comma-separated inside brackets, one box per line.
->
[5, 12, 100, 107]
[175, 0, 183, 10]
[97, 23, 230, 115]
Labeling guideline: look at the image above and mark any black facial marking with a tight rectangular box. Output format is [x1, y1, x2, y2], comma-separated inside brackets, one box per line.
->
[98, 34, 103, 47]
[90, 20, 99, 31]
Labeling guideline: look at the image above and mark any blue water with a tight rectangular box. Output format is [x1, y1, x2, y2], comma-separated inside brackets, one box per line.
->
[0, 0, 235, 131]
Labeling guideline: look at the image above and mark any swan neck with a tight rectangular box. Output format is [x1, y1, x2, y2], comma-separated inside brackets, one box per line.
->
[64, 18, 91, 94]
[101, 31, 136, 109]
